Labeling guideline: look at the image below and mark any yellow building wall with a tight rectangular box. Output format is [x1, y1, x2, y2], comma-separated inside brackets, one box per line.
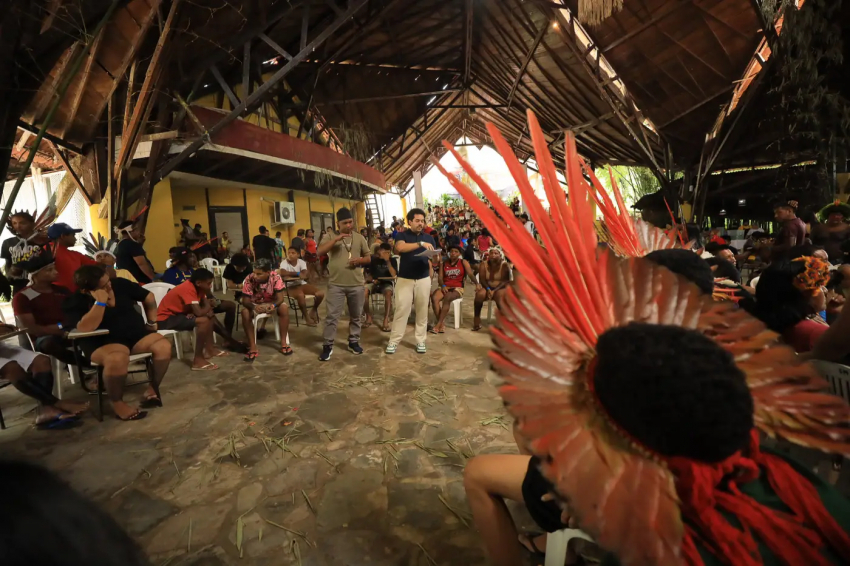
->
[103, 177, 369, 268]
[145, 178, 177, 271]
[89, 204, 108, 239]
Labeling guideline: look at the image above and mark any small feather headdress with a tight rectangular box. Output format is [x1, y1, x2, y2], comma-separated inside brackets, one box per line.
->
[432, 110, 850, 566]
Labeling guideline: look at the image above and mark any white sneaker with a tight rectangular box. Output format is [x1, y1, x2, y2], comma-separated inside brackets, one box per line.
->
[416, 343, 426, 354]
[385, 343, 398, 354]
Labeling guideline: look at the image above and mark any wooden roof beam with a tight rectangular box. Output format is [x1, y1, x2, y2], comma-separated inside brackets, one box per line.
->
[463, 0, 474, 86]
[505, 21, 548, 113]
[154, 0, 371, 184]
[602, 0, 691, 53]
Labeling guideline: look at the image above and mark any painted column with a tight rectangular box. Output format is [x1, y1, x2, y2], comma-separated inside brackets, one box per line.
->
[413, 170, 424, 210]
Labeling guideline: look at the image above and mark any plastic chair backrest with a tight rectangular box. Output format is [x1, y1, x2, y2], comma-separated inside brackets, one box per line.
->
[200, 258, 220, 269]
[811, 360, 850, 405]
[143, 282, 175, 306]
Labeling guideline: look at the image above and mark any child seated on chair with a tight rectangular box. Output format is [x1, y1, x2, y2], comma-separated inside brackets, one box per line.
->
[431, 245, 475, 334]
[280, 247, 324, 327]
[63, 265, 172, 421]
[240, 259, 292, 361]
[156, 269, 225, 371]
[363, 243, 397, 332]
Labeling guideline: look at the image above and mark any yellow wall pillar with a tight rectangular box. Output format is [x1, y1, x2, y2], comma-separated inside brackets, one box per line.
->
[89, 204, 109, 240]
[146, 178, 176, 271]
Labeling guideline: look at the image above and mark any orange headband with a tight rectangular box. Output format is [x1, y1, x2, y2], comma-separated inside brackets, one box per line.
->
[791, 256, 830, 293]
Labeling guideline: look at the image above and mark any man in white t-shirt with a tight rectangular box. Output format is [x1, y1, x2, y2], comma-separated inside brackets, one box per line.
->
[520, 213, 536, 239]
[280, 246, 325, 326]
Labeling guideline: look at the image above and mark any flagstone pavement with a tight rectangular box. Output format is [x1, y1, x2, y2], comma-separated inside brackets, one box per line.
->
[0, 292, 540, 565]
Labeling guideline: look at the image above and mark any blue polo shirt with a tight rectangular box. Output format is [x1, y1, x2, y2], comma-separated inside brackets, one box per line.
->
[396, 230, 437, 280]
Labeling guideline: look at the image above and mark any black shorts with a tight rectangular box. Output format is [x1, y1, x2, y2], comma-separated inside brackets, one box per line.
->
[77, 329, 149, 359]
[521, 456, 566, 533]
[371, 282, 394, 295]
[158, 314, 197, 331]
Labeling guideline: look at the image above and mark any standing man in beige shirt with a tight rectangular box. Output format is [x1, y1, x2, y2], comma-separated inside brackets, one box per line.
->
[317, 207, 371, 361]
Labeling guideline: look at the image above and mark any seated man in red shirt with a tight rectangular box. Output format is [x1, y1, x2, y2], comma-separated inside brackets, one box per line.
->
[12, 252, 77, 365]
[241, 259, 291, 361]
[48, 223, 96, 292]
[156, 268, 224, 371]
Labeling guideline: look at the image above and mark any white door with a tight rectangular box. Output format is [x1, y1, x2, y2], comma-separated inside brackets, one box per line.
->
[213, 211, 244, 253]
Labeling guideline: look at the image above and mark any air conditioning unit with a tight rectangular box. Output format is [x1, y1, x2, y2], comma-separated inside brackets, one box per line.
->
[273, 201, 296, 225]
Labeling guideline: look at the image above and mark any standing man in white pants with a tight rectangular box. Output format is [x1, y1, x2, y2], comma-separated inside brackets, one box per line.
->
[386, 208, 437, 354]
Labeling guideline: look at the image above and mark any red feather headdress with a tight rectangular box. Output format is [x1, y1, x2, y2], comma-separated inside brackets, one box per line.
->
[433, 111, 850, 566]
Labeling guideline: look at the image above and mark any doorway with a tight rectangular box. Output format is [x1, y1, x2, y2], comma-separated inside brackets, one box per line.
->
[209, 206, 249, 255]
[310, 212, 334, 238]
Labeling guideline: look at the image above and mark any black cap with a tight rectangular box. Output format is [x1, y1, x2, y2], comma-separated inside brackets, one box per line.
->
[336, 207, 353, 221]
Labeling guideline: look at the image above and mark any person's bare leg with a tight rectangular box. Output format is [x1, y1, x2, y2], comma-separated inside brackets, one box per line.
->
[431, 289, 443, 319]
[198, 317, 224, 363]
[494, 289, 507, 312]
[311, 289, 324, 323]
[3, 360, 64, 422]
[473, 289, 487, 330]
[242, 308, 258, 354]
[277, 304, 291, 351]
[132, 333, 173, 398]
[382, 289, 393, 330]
[91, 344, 138, 420]
[437, 290, 459, 330]
[28, 355, 88, 415]
[463, 454, 531, 566]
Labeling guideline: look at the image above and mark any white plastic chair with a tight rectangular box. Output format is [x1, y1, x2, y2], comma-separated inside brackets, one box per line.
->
[545, 529, 594, 566]
[142, 282, 190, 358]
[14, 316, 77, 399]
[449, 297, 463, 329]
[812, 360, 850, 404]
[476, 274, 496, 321]
[199, 258, 222, 291]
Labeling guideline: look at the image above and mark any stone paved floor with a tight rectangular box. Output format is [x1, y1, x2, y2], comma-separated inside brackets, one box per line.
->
[0, 292, 530, 565]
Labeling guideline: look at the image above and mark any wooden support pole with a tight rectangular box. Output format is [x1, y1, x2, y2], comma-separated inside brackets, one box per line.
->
[52, 142, 92, 205]
[113, 0, 182, 180]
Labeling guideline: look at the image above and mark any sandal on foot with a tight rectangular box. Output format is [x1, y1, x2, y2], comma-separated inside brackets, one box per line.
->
[279, 346, 294, 356]
[115, 410, 148, 422]
[429, 328, 440, 335]
[244, 351, 259, 362]
[210, 350, 230, 358]
[36, 414, 81, 430]
[139, 396, 163, 408]
[518, 533, 546, 557]
[472, 325, 482, 332]
[191, 363, 219, 371]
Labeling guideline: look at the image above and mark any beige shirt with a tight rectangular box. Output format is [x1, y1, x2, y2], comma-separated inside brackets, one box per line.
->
[327, 232, 369, 286]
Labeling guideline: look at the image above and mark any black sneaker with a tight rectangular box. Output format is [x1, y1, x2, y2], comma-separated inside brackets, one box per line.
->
[348, 342, 364, 355]
[319, 345, 333, 362]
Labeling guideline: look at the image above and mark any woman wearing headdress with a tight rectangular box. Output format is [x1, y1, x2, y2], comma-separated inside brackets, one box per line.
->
[811, 200, 850, 262]
[436, 111, 850, 566]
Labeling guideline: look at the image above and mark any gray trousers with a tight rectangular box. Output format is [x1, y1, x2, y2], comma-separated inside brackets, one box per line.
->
[322, 284, 365, 346]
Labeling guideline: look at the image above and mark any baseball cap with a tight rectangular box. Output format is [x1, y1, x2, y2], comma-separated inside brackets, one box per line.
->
[47, 223, 83, 240]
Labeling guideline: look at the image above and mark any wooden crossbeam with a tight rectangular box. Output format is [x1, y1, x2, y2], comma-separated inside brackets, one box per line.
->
[153, 0, 370, 184]
[602, 0, 691, 53]
[259, 33, 293, 61]
[463, 0, 474, 85]
[506, 21, 548, 113]
[51, 142, 92, 205]
[63, 27, 106, 139]
[211, 65, 240, 108]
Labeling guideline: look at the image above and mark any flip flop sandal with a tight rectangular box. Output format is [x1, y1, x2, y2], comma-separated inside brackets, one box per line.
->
[139, 396, 163, 408]
[279, 346, 294, 356]
[429, 328, 440, 335]
[381, 324, 392, 332]
[518, 533, 546, 557]
[36, 414, 81, 430]
[211, 350, 230, 358]
[191, 363, 219, 371]
[472, 326, 482, 332]
[244, 351, 259, 362]
[115, 410, 148, 422]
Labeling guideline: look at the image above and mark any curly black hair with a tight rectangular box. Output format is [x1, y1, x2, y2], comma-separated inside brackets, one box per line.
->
[594, 323, 753, 463]
[743, 259, 815, 334]
[645, 249, 714, 295]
